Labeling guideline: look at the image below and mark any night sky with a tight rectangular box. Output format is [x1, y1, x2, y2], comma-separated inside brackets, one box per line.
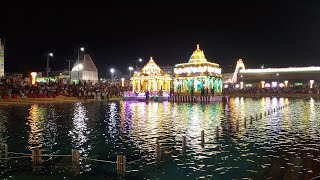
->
[1, 1, 320, 77]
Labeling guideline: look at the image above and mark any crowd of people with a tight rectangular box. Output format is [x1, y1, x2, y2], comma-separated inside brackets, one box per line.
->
[0, 76, 131, 100]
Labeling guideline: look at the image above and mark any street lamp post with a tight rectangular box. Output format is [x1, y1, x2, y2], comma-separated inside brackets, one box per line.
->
[66, 59, 73, 80]
[110, 68, 115, 83]
[78, 47, 85, 60]
[128, 66, 133, 77]
[46, 53, 53, 77]
[135, 58, 142, 71]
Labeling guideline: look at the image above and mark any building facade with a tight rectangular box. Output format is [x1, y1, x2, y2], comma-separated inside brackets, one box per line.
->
[131, 57, 172, 92]
[225, 60, 320, 89]
[173, 44, 222, 93]
[71, 54, 98, 83]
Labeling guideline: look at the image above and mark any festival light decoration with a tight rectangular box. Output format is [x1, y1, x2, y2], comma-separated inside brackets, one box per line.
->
[121, 78, 125, 87]
[240, 67, 320, 73]
[310, 80, 314, 88]
[261, 81, 265, 88]
[173, 44, 222, 93]
[130, 57, 172, 92]
[284, 80, 288, 87]
[240, 81, 244, 89]
[31, 72, 37, 85]
[279, 83, 285, 88]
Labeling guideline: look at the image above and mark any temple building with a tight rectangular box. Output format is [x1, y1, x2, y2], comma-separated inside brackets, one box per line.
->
[71, 54, 98, 83]
[131, 57, 172, 92]
[173, 44, 222, 93]
[0, 38, 4, 77]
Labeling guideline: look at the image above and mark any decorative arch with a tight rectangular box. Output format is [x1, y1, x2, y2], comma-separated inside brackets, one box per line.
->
[231, 59, 245, 83]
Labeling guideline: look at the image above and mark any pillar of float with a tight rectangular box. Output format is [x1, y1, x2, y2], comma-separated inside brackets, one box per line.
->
[154, 79, 156, 91]
[168, 80, 170, 91]
[132, 80, 135, 92]
[138, 80, 141, 92]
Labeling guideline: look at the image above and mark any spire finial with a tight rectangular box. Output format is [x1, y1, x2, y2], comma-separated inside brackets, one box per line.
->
[150, 57, 153, 60]
[197, 44, 200, 50]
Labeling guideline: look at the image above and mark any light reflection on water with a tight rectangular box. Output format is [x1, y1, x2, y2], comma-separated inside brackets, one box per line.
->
[0, 97, 320, 179]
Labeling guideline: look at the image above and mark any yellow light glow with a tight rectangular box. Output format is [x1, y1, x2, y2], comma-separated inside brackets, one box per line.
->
[130, 57, 172, 92]
[121, 78, 125, 87]
[284, 80, 288, 87]
[261, 81, 265, 88]
[240, 67, 320, 73]
[31, 72, 37, 85]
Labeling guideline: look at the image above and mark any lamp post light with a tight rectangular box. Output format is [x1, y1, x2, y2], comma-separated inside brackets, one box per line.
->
[276, 73, 279, 86]
[135, 58, 143, 71]
[110, 68, 115, 82]
[46, 52, 53, 77]
[77, 47, 85, 61]
[128, 66, 133, 77]
[66, 59, 73, 80]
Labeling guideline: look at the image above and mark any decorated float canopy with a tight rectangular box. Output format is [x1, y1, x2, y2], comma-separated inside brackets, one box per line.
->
[173, 44, 222, 93]
[131, 57, 172, 92]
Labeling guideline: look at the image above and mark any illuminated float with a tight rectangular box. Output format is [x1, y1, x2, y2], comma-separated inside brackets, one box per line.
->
[173, 44, 222, 94]
[124, 57, 172, 101]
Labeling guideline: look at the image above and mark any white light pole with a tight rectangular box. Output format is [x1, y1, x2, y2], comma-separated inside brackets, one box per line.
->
[66, 59, 73, 80]
[77, 47, 85, 61]
[128, 66, 133, 77]
[46, 52, 53, 77]
[110, 68, 115, 82]
[135, 58, 142, 71]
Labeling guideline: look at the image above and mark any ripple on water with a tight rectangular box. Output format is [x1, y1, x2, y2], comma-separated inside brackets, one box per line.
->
[0, 98, 320, 179]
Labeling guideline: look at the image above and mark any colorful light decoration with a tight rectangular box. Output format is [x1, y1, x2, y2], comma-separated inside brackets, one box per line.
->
[265, 83, 270, 88]
[310, 80, 314, 88]
[31, 72, 37, 85]
[261, 81, 265, 88]
[240, 66, 320, 73]
[272, 82, 277, 87]
[130, 57, 172, 92]
[173, 44, 222, 93]
[240, 81, 244, 89]
[279, 83, 285, 88]
[121, 78, 125, 87]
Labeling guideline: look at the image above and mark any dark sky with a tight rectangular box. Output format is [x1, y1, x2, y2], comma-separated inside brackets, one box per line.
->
[1, 1, 320, 77]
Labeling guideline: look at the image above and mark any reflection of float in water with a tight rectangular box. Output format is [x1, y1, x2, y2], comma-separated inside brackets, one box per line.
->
[123, 91, 169, 101]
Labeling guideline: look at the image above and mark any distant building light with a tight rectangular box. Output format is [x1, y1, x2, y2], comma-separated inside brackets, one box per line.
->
[272, 82, 277, 87]
[240, 67, 320, 73]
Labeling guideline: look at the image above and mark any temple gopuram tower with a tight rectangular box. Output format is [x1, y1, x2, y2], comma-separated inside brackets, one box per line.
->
[0, 38, 4, 77]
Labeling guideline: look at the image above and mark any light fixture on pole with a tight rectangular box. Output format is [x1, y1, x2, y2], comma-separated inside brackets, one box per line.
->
[46, 52, 53, 77]
[110, 68, 115, 82]
[135, 58, 143, 71]
[128, 66, 133, 77]
[66, 59, 73, 80]
[77, 47, 85, 61]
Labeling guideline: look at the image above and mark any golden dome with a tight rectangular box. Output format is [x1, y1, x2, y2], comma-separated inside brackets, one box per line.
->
[141, 57, 161, 75]
[188, 44, 207, 63]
